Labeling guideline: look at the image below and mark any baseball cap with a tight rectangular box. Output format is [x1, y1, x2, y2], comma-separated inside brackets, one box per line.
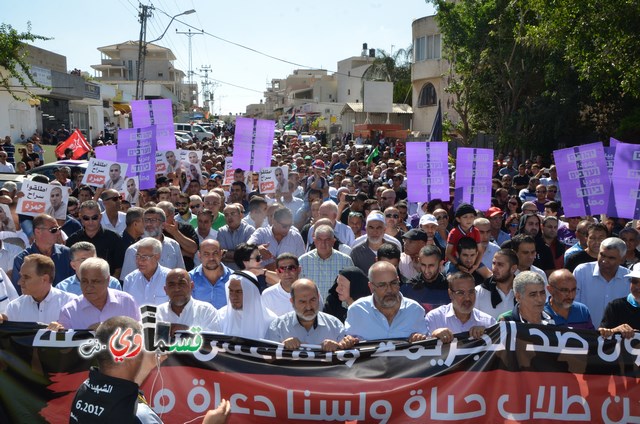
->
[304, 155, 313, 160]
[625, 268, 640, 279]
[312, 160, 325, 169]
[402, 228, 428, 241]
[419, 214, 438, 226]
[485, 207, 503, 218]
[455, 203, 476, 218]
[210, 173, 222, 180]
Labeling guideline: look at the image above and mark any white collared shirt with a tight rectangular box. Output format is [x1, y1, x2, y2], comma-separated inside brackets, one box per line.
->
[100, 211, 126, 235]
[5, 287, 76, 323]
[156, 297, 220, 332]
[123, 265, 171, 307]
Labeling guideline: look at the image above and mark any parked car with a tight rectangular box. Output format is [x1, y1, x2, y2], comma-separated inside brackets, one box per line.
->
[0, 172, 30, 191]
[26, 159, 89, 182]
[173, 123, 214, 140]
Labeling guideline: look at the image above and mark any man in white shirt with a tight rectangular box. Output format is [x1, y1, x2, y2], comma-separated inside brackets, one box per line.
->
[120, 208, 185, 278]
[475, 217, 501, 269]
[123, 238, 170, 307]
[0, 268, 18, 314]
[195, 209, 218, 244]
[1, 254, 76, 326]
[0, 239, 22, 281]
[476, 249, 519, 319]
[0, 151, 14, 172]
[156, 268, 220, 333]
[99, 189, 126, 235]
[512, 234, 548, 283]
[261, 253, 301, 316]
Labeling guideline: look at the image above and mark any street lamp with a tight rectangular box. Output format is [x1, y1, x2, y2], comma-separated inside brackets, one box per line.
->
[136, 9, 196, 100]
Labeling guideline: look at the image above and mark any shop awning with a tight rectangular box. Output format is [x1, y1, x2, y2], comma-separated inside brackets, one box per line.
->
[113, 103, 131, 114]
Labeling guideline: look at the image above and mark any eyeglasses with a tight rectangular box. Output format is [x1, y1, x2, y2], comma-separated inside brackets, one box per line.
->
[135, 254, 155, 261]
[104, 196, 121, 202]
[277, 265, 298, 272]
[81, 214, 100, 221]
[549, 285, 579, 295]
[385, 213, 399, 219]
[509, 223, 519, 228]
[371, 279, 401, 290]
[435, 215, 448, 220]
[250, 254, 262, 262]
[451, 289, 476, 297]
[38, 226, 61, 233]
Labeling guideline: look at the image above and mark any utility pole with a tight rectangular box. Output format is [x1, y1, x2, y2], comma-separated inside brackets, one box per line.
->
[199, 65, 211, 113]
[135, 4, 153, 100]
[176, 28, 203, 114]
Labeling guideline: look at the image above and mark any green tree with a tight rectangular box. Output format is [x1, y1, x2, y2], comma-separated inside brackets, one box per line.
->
[361, 47, 413, 105]
[0, 22, 51, 100]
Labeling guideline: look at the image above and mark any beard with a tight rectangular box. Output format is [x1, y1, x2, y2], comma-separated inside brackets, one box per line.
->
[144, 228, 162, 238]
[296, 309, 318, 322]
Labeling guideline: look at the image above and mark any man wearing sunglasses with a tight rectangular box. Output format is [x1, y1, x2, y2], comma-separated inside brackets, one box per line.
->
[66, 200, 125, 280]
[99, 189, 126, 236]
[248, 206, 305, 271]
[261, 253, 301, 317]
[12, 214, 74, 293]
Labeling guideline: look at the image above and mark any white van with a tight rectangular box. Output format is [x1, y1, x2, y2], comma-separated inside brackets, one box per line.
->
[173, 123, 214, 140]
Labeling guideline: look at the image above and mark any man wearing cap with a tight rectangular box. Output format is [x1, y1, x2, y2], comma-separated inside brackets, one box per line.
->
[351, 211, 397, 275]
[399, 229, 428, 280]
[599, 267, 640, 338]
[487, 207, 510, 246]
[305, 159, 329, 200]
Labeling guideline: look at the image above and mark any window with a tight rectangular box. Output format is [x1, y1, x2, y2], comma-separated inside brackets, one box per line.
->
[418, 83, 437, 107]
[414, 34, 441, 62]
[414, 37, 425, 62]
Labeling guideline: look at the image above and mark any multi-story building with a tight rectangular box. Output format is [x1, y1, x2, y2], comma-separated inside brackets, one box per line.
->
[411, 15, 459, 137]
[92, 41, 189, 112]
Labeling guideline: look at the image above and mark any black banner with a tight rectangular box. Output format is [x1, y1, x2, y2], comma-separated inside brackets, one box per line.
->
[1, 322, 639, 423]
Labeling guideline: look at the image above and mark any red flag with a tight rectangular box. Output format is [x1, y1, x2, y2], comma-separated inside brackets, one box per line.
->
[55, 130, 91, 159]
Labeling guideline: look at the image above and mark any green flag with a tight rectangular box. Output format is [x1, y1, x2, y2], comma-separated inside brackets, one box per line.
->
[365, 146, 379, 165]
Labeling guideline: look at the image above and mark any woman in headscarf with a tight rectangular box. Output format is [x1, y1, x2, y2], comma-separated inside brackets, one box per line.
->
[323, 266, 370, 322]
[218, 276, 276, 340]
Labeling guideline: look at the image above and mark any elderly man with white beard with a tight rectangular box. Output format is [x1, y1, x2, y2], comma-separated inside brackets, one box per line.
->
[218, 275, 277, 340]
[265, 279, 351, 351]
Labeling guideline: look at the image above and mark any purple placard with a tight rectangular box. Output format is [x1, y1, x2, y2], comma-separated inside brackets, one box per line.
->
[155, 123, 176, 151]
[131, 99, 173, 128]
[406, 141, 449, 203]
[553, 142, 609, 217]
[116, 126, 157, 190]
[454, 148, 493, 211]
[610, 142, 640, 219]
[610, 137, 621, 147]
[232, 117, 275, 172]
[94, 145, 117, 162]
[604, 146, 618, 217]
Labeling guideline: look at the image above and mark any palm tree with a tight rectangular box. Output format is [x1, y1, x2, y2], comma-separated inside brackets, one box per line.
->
[360, 46, 413, 105]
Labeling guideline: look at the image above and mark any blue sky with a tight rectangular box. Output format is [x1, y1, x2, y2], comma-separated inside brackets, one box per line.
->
[4, 0, 436, 114]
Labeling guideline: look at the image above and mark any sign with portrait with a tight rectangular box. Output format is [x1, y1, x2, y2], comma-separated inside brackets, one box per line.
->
[17, 181, 69, 219]
[259, 166, 289, 194]
[81, 158, 129, 189]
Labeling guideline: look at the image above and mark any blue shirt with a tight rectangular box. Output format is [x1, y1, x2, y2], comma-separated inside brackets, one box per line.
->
[56, 275, 122, 296]
[12, 243, 74, 293]
[189, 264, 232, 309]
[247, 226, 306, 267]
[345, 294, 426, 340]
[544, 298, 594, 330]
[574, 263, 630, 327]
[265, 311, 345, 345]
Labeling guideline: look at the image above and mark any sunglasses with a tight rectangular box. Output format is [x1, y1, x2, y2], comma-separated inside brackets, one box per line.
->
[278, 265, 298, 272]
[39, 226, 61, 233]
[385, 213, 399, 219]
[250, 254, 262, 262]
[81, 215, 100, 221]
[104, 196, 121, 202]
